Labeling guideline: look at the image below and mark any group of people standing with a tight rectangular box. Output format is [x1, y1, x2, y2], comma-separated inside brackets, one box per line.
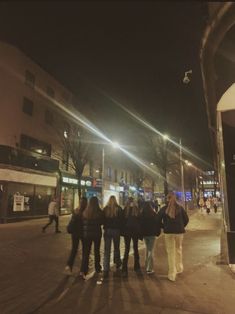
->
[62, 191, 189, 282]
[198, 196, 219, 214]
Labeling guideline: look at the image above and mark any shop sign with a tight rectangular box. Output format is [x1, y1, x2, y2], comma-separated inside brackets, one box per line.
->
[93, 179, 102, 188]
[13, 195, 24, 212]
[62, 177, 78, 185]
[129, 186, 136, 191]
[62, 176, 92, 187]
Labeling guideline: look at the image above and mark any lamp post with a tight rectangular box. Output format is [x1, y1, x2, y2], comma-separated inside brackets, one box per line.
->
[179, 138, 186, 209]
[101, 142, 120, 207]
[102, 147, 105, 207]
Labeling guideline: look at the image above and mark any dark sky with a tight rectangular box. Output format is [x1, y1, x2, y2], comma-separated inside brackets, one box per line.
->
[0, 1, 212, 166]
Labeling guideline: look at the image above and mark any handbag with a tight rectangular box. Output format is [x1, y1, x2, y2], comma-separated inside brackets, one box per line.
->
[67, 214, 76, 234]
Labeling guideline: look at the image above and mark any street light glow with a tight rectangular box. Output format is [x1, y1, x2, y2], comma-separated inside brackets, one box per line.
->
[150, 162, 154, 166]
[163, 134, 169, 141]
[112, 141, 121, 149]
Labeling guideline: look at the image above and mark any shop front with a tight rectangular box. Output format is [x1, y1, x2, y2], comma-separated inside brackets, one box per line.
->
[0, 168, 57, 223]
[60, 174, 102, 213]
[0, 145, 60, 223]
[103, 183, 120, 207]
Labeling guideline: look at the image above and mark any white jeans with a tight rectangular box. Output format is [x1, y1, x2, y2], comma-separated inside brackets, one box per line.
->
[164, 233, 184, 281]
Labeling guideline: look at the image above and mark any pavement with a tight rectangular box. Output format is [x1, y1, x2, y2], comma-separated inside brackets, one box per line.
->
[0, 208, 235, 314]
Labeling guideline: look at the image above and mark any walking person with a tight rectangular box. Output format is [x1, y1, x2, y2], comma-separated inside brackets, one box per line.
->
[64, 197, 88, 275]
[102, 195, 123, 279]
[121, 197, 142, 277]
[206, 198, 211, 214]
[199, 197, 204, 213]
[157, 192, 189, 282]
[142, 201, 161, 274]
[213, 196, 218, 213]
[80, 196, 104, 279]
[42, 196, 61, 233]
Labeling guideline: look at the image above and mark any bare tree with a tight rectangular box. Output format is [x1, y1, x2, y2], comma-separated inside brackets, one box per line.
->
[54, 118, 92, 200]
[144, 134, 180, 196]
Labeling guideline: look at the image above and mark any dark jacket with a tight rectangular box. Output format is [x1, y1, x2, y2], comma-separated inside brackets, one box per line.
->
[141, 212, 161, 237]
[121, 207, 142, 238]
[103, 206, 123, 230]
[67, 213, 83, 237]
[82, 210, 104, 239]
[157, 204, 189, 234]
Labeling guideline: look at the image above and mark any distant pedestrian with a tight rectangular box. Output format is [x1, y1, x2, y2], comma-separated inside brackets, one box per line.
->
[157, 192, 189, 282]
[142, 201, 161, 274]
[80, 196, 104, 279]
[206, 198, 211, 214]
[154, 198, 159, 212]
[42, 197, 61, 233]
[64, 197, 88, 275]
[199, 198, 204, 213]
[121, 197, 142, 277]
[102, 195, 123, 279]
[213, 197, 218, 213]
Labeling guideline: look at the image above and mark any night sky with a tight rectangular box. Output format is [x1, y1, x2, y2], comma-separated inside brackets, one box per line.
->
[0, 1, 212, 166]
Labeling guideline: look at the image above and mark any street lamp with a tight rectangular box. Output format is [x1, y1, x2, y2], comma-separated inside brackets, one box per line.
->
[101, 141, 121, 206]
[161, 134, 185, 205]
[179, 138, 186, 208]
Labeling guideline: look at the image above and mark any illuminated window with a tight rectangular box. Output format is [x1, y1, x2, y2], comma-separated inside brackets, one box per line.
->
[20, 134, 51, 156]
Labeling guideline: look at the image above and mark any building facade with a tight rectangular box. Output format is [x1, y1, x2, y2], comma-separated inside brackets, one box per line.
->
[200, 2, 235, 269]
[0, 41, 161, 222]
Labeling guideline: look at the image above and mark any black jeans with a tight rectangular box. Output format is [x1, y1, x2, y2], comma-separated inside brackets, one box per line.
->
[103, 229, 121, 272]
[80, 237, 102, 275]
[43, 215, 59, 232]
[67, 234, 83, 270]
[122, 235, 140, 271]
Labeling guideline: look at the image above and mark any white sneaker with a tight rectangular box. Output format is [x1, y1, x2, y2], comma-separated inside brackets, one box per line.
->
[64, 266, 72, 275]
[146, 270, 155, 275]
[167, 275, 176, 282]
[177, 269, 183, 274]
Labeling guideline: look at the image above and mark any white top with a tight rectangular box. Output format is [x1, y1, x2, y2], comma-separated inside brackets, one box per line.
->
[48, 201, 59, 216]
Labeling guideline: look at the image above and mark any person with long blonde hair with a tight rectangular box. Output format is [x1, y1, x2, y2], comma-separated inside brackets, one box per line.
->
[121, 197, 142, 276]
[157, 192, 189, 281]
[103, 195, 123, 278]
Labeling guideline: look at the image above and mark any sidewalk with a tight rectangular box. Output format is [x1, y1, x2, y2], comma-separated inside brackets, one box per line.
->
[1, 209, 235, 314]
[39, 209, 235, 314]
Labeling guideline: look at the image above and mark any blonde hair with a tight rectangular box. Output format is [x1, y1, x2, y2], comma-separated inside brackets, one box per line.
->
[165, 192, 179, 219]
[104, 195, 119, 218]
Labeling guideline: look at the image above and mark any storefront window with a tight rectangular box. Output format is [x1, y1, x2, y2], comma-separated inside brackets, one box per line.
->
[7, 183, 34, 213]
[61, 186, 74, 214]
[34, 186, 54, 215]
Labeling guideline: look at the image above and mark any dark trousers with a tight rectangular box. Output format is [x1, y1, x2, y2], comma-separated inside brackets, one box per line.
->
[43, 215, 59, 232]
[122, 235, 140, 271]
[67, 234, 83, 270]
[103, 229, 121, 272]
[80, 237, 102, 275]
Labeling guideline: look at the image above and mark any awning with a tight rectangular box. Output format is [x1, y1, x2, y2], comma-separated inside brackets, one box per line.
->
[217, 83, 235, 112]
[0, 168, 57, 187]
